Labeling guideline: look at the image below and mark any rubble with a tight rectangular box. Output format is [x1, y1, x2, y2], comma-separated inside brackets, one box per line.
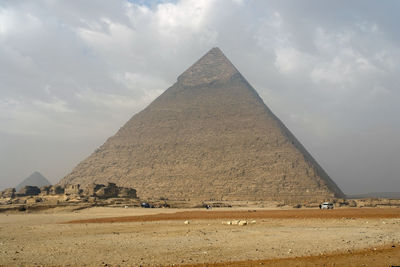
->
[50, 185, 64, 195]
[0, 183, 138, 209]
[1, 188, 15, 198]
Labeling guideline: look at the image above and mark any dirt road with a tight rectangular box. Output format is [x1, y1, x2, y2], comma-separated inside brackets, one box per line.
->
[68, 207, 400, 223]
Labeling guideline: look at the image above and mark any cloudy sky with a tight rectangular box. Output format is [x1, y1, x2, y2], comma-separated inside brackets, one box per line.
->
[1, 0, 399, 194]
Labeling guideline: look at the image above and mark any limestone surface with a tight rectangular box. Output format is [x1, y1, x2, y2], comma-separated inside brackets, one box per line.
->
[59, 47, 344, 201]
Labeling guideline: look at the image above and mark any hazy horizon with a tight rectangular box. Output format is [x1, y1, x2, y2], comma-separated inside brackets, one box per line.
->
[1, 0, 399, 195]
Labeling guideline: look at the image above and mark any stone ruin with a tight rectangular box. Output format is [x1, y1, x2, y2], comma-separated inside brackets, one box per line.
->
[64, 184, 81, 196]
[65, 183, 137, 199]
[40, 185, 65, 196]
[1, 188, 16, 198]
[17, 186, 41, 197]
[0, 183, 137, 200]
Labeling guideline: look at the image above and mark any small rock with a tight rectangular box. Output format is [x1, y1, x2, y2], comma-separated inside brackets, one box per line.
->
[238, 220, 247, 226]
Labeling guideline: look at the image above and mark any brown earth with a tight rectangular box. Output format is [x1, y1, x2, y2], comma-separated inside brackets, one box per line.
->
[179, 245, 400, 267]
[68, 207, 400, 224]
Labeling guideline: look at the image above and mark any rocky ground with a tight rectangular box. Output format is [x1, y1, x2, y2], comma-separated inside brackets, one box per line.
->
[0, 207, 399, 266]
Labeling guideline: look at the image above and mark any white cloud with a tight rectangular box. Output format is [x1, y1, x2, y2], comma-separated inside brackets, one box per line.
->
[112, 71, 167, 92]
[0, 0, 399, 193]
[77, 19, 136, 60]
[155, 0, 211, 30]
[274, 47, 314, 74]
[310, 30, 382, 87]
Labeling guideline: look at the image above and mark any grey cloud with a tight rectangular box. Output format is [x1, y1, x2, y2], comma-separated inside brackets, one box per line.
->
[0, 0, 399, 194]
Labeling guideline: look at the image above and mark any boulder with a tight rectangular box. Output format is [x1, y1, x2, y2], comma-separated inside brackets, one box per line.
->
[40, 185, 52, 195]
[17, 186, 40, 196]
[64, 184, 81, 196]
[231, 220, 240, 225]
[63, 183, 137, 199]
[50, 185, 64, 195]
[12, 198, 26, 204]
[238, 220, 248, 226]
[349, 200, 357, 207]
[88, 197, 97, 203]
[85, 183, 105, 197]
[1, 188, 16, 198]
[118, 187, 137, 198]
[18, 205, 26, 212]
[95, 183, 119, 199]
[26, 197, 41, 204]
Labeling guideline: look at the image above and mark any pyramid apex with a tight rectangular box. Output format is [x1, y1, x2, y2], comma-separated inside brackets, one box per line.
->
[177, 47, 238, 86]
[210, 46, 222, 52]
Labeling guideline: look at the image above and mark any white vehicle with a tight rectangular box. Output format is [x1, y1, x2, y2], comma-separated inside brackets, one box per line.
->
[320, 202, 334, 209]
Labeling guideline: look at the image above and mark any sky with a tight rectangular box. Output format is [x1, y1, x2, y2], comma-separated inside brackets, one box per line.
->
[0, 0, 399, 194]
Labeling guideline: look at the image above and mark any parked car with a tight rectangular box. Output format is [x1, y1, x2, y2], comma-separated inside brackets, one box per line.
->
[320, 202, 334, 209]
[141, 202, 154, 208]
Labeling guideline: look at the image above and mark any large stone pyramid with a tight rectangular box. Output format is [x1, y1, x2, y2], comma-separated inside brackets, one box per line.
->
[59, 47, 344, 201]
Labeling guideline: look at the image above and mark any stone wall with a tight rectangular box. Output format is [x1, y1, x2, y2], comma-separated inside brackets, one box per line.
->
[0, 183, 137, 200]
[17, 186, 40, 196]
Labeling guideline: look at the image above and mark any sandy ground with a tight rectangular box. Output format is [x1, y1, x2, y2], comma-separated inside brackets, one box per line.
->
[180, 245, 400, 267]
[0, 207, 399, 266]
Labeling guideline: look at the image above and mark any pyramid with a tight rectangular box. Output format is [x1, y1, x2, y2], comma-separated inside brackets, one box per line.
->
[59, 47, 344, 201]
[16, 171, 51, 191]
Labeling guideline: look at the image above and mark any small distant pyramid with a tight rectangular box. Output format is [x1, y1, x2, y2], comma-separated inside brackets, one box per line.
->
[16, 171, 51, 191]
[59, 47, 344, 201]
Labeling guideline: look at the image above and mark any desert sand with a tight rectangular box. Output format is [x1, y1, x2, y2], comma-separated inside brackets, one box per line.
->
[0, 207, 399, 266]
